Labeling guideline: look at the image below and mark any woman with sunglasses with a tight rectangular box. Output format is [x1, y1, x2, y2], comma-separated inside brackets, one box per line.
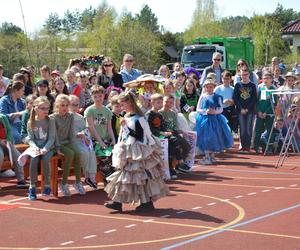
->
[234, 59, 259, 87]
[97, 57, 124, 92]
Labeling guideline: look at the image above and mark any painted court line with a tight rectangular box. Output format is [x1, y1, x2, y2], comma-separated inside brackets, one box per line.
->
[104, 229, 116, 234]
[234, 196, 243, 199]
[83, 235, 96, 239]
[161, 203, 300, 250]
[192, 206, 202, 210]
[143, 219, 154, 223]
[200, 167, 300, 176]
[289, 184, 298, 187]
[176, 210, 187, 214]
[275, 187, 285, 190]
[221, 199, 231, 202]
[262, 190, 270, 193]
[207, 202, 216, 206]
[125, 224, 136, 228]
[60, 241, 74, 246]
[160, 215, 171, 218]
[247, 192, 256, 195]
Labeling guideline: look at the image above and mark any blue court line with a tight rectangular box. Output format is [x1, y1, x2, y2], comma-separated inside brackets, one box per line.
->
[161, 203, 300, 250]
[201, 167, 300, 176]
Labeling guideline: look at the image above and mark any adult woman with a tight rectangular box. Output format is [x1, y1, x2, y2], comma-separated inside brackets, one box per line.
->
[234, 59, 258, 86]
[0, 81, 26, 143]
[97, 57, 124, 91]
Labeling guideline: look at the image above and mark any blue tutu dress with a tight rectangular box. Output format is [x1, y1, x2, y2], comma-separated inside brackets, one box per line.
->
[195, 93, 233, 152]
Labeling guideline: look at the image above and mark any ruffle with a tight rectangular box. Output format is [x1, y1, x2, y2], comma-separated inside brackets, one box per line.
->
[105, 137, 169, 204]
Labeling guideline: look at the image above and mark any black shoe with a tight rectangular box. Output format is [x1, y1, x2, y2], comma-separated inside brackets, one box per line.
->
[84, 178, 98, 189]
[135, 201, 155, 212]
[176, 163, 190, 173]
[16, 180, 28, 189]
[104, 201, 122, 212]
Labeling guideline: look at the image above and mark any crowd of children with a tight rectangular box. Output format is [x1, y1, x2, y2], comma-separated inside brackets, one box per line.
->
[0, 53, 300, 212]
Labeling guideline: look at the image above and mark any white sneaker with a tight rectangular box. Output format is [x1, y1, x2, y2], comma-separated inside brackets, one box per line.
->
[74, 182, 86, 195]
[59, 183, 71, 197]
[0, 169, 16, 177]
[210, 156, 217, 163]
[200, 158, 212, 165]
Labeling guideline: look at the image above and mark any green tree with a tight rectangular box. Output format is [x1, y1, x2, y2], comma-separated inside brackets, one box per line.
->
[273, 4, 300, 27]
[184, 0, 221, 43]
[135, 5, 160, 34]
[44, 13, 62, 36]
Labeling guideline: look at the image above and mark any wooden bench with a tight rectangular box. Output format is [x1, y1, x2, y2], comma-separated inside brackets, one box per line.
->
[40, 155, 104, 197]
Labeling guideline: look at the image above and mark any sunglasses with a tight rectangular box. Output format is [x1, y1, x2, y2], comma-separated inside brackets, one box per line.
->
[213, 58, 221, 61]
[125, 59, 133, 62]
[238, 63, 245, 66]
[104, 64, 113, 67]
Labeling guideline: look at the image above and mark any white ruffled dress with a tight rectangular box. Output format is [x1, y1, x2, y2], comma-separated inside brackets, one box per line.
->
[104, 115, 169, 204]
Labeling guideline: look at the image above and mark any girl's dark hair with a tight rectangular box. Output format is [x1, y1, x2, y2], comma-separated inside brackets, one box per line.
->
[183, 79, 196, 95]
[236, 59, 249, 73]
[118, 91, 144, 117]
[53, 77, 69, 95]
[12, 73, 26, 83]
[3, 81, 24, 96]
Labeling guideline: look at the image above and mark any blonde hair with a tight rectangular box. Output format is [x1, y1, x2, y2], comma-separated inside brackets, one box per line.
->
[69, 94, 79, 103]
[53, 94, 70, 113]
[151, 93, 163, 101]
[29, 96, 50, 130]
[110, 95, 120, 106]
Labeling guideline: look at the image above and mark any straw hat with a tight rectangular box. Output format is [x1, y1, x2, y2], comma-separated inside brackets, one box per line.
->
[124, 74, 164, 88]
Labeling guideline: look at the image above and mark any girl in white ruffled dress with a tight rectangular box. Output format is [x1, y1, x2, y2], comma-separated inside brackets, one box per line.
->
[104, 92, 169, 212]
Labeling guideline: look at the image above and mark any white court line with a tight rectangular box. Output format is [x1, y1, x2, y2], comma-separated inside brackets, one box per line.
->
[125, 224, 136, 228]
[143, 219, 154, 223]
[176, 210, 187, 214]
[247, 192, 256, 196]
[83, 235, 96, 239]
[234, 195, 243, 199]
[192, 206, 202, 210]
[275, 187, 285, 190]
[262, 190, 270, 193]
[40, 248, 50, 250]
[221, 199, 231, 202]
[9, 202, 31, 206]
[207, 202, 216, 206]
[104, 229, 116, 234]
[289, 184, 298, 187]
[160, 215, 171, 218]
[60, 241, 74, 246]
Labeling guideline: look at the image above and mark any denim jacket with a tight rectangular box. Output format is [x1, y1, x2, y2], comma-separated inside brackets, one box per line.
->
[0, 94, 26, 122]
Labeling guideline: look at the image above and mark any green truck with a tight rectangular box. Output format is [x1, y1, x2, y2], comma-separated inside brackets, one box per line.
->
[181, 36, 254, 73]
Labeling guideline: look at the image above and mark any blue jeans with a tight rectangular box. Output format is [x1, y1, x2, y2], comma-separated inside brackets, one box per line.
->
[238, 113, 255, 149]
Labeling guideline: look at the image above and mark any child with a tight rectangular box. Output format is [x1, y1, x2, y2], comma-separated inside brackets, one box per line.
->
[163, 80, 180, 111]
[196, 79, 233, 165]
[77, 71, 93, 114]
[27, 97, 56, 200]
[104, 92, 169, 212]
[214, 70, 237, 133]
[160, 95, 191, 176]
[36, 80, 55, 113]
[138, 81, 158, 114]
[51, 77, 69, 99]
[233, 68, 257, 152]
[110, 96, 122, 142]
[84, 86, 116, 150]
[253, 72, 276, 154]
[50, 94, 85, 196]
[69, 95, 97, 189]
[65, 70, 80, 97]
[21, 95, 37, 143]
[180, 79, 199, 120]
[0, 113, 26, 188]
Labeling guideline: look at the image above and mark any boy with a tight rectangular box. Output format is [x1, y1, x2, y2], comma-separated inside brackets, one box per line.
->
[84, 86, 116, 148]
[254, 72, 276, 154]
[110, 95, 122, 142]
[159, 95, 191, 177]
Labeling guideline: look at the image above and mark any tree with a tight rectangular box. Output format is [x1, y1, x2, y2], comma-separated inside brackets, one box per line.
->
[219, 16, 250, 36]
[44, 13, 62, 36]
[61, 10, 82, 34]
[273, 4, 300, 27]
[0, 22, 23, 35]
[135, 5, 160, 34]
[184, 0, 221, 43]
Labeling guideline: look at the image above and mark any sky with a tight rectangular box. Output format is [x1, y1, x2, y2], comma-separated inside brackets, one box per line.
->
[0, 0, 299, 34]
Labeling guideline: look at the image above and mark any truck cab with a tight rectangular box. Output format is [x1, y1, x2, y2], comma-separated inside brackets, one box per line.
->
[181, 44, 225, 73]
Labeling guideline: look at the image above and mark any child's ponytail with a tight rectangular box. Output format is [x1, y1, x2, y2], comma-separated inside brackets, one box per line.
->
[28, 107, 36, 130]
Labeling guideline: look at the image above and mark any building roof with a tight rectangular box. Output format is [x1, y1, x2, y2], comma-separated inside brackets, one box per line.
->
[163, 46, 178, 58]
[282, 19, 300, 34]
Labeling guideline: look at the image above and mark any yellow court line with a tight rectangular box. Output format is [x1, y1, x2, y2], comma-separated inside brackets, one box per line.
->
[181, 180, 300, 190]
[0, 193, 245, 250]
